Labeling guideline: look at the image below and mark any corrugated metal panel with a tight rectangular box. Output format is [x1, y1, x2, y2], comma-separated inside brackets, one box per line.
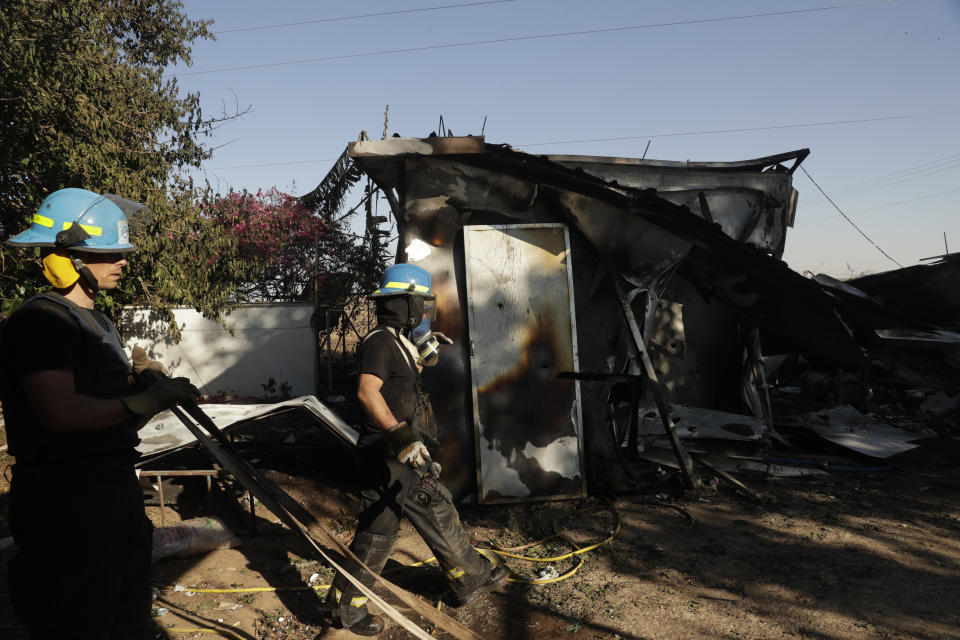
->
[463, 224, 585, 503]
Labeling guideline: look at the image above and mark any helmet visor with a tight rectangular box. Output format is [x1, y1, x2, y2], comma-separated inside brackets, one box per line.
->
[102, 194, 153, 226]
[423, 296, 437, 321]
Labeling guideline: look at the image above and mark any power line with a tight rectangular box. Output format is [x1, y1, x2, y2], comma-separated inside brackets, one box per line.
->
[209, 158, 339, 170]
[800, 166, 902, 268]
[519, 110, 960, 147]
[802, 158, 960, 205]
[801, 152, 960, 205]
[801, 186, 960, 222]
[204, 109, 960, 171]
[212, 0, 517, 34]
[178, 1, 893, 76]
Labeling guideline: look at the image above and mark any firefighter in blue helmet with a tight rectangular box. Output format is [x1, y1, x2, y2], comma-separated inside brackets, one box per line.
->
[325, 263, 508, 636]
[0, 188, 200, 639]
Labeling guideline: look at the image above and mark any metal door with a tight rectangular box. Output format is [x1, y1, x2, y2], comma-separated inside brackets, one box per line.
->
[463, 223, 585, 503]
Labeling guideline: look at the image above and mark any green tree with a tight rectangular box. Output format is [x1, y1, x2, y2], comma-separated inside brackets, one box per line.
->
[0, 0, 245, 321]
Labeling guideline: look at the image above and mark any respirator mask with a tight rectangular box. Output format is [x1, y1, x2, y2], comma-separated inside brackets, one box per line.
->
[410, 297, 452, 367]
[412, 317, 441, 367]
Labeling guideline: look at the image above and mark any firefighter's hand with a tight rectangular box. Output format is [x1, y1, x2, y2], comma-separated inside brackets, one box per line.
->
[121, 376, 200, 418]
[399, 441, 429, 468]
[384, 420, 428, 468]
[131, 345, 168, 375]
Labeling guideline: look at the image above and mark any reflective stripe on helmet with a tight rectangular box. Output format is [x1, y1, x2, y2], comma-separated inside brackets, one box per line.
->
[381, 281, 430, 294]
[33, 213, 55, 228]
[64, 221, 103, 236]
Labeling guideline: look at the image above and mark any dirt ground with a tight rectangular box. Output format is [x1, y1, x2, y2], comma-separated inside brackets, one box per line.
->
[2, 438, 959, 640]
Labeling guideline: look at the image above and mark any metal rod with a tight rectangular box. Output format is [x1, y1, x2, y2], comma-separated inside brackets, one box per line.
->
[141, 469, 219, 477]
[156, 475, 166, 527]
[326, 307, 333, 392]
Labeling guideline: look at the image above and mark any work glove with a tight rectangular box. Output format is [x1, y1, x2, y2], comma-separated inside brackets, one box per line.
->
[384, 420, 429, 468]
[121, 375, 200, 418]
[131, 345, 168, 375]
[432, 332, 454, 345]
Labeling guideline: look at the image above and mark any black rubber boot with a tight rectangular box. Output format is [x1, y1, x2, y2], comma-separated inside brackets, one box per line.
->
[326, 531, 396, 634]
[453, 559, 509, 606]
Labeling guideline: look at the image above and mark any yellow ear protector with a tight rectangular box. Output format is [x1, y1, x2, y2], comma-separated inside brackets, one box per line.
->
[41, 250, 100, 291]
[42, 250, 81, 288]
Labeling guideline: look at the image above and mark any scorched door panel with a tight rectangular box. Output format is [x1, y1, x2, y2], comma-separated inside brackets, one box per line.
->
[463, 224, 585, 503]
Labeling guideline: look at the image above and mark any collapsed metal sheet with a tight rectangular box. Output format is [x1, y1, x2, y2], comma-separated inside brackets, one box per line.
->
[781, 406, 922, 458]
[636, 405, 768, 441]
[136, 396, 358, 459]
[640, 446, 829, 478]
[554, 190, 691, 292]
[849, 253, 960, 328]
[548, 149, 806, 257]
[463, 224, 585, 503]
[812, 273, 960, 389]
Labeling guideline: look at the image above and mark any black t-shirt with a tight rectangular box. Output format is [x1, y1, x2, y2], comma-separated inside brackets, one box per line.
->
[357, 327, 419, 436]
[0, 295, 137, 465]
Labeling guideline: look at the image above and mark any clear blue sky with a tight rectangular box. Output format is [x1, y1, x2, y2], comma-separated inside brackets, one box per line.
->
[170, 0, 960, 277]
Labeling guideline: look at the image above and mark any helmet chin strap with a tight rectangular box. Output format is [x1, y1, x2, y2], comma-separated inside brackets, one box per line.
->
[70, 256, 100, 293]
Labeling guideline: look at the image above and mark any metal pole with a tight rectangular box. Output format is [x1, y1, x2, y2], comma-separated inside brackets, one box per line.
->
[326, 307, 333, 392]
[156, 474, 166, 527]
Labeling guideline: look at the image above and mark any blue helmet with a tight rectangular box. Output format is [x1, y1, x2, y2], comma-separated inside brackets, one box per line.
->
[7, 188, 141, 253]
[369, 263, 433, 298]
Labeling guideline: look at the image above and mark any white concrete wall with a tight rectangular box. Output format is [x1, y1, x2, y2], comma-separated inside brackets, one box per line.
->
[119, 304, 316, 399]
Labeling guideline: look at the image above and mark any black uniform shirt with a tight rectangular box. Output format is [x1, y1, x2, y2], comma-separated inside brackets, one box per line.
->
[356, 327, 418, 439]
[0, 295, 137, 465]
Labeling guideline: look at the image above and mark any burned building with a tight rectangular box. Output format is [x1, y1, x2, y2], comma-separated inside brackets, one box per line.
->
[307, 135, 861, 502]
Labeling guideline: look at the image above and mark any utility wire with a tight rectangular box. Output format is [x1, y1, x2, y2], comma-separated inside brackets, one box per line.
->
[801, 186, 960, 223]
[800, 166, 903, 268]
[178, 1, 894, 76]
[204, 109, 960, 171]
[212, 0, 517, 34]
[801, 152, 960, 205]
[802, 159, 960, 204]
[518, 110, 960, 147]
[209, 158, 339, 170]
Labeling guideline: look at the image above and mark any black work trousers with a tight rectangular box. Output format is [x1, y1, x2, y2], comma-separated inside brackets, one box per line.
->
[328, 443, 490, 626]
[7, 459, 153, 640]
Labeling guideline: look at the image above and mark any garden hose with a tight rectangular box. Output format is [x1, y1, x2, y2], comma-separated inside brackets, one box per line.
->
[359, 501, 624, 586]
[488, 501, 622, 585]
